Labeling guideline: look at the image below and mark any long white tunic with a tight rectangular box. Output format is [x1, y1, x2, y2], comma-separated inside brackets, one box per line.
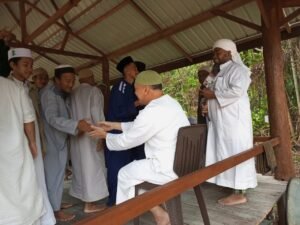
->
[106, 95, 190, 203]
[8, 76, 56, 225]
[206, 60, 257, 190]
[70, 83, 108, 202]
[0, 77, 44, 225]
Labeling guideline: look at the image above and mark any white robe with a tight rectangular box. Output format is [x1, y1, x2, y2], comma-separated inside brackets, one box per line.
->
[0, 77, 44, 225]
[106, 95, 190, 204]
[70, 83, 108, 202]
[205, 61, 257, 190]
[8, 76, 56, 225]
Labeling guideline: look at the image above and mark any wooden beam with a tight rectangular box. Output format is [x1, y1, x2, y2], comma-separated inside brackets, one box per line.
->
[281, 8, 300, 25]
[212, 9, 262, 31]
[25, 0, 81, 43]
[50, 0, 72, 30]
[0, 0, 18, 2]
[129, 0, 193, 62]
[60, 32, 69, 50]
[9, 42, 103, 60]
[256, 0, 270, 28]
[75, 138, 279, 225]
[9, 0, 40, 32]
[68, 0, 103, 24]
[150, 24, 300, 73]
[4, 3, 19, 24]
[261, 0, 295, 180]
[107, 0, 254, 59]
[35, 52, 60, 65]
[74, 0, 130, 35]
[281, 0, 300, 7]
[25, 1, 107, 59]
[19, 0, 27, 43]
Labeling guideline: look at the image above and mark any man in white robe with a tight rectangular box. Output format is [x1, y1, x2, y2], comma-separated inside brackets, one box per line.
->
[70, 69, 108, 213]
[200, 39, 257, 206]
[40, 65, 92, 222]
[7, 48, 56, 225]
[0, 77, 44, 225]
[89, 70, 190, 225]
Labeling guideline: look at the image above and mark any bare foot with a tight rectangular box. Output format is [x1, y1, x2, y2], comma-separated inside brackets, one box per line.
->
[54, 211, 75, 222]
[61, 202, 73, 209]
[218, 193, 247, 206]
[84, 203, 107, 213]
[151, 206, 170, 225]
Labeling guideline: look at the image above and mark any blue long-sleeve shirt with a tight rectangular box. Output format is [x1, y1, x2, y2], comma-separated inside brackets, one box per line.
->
[106, 79, 138, 124]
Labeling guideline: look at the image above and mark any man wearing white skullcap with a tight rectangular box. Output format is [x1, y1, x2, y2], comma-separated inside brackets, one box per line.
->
[7, 48, 56, 225]
[69, 69, 108, 213]
[40, 65, 92, 221]
[200, 39, 257, 206]
[0, 76, 44, 225]
[89, 70, 189, 225]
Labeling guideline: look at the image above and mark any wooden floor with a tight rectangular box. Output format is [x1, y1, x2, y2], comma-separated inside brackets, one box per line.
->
[58, 174, 287, 225]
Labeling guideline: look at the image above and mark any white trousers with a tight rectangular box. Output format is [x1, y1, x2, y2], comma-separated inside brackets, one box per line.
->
[116, 159, 177, 204]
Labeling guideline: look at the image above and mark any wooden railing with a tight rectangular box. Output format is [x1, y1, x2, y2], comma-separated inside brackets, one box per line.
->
[76, 137, 280, 225]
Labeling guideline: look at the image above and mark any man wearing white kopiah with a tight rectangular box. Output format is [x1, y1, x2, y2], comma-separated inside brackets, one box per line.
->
[70, 69, 108, 213]
[200, 39, 257, 206]
[89, 70, 189, 225]
[40, 65, 92, 222]
[7, 48, 56, 225]
[0, 77, 44, 225]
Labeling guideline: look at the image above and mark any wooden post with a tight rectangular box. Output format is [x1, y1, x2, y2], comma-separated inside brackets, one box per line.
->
[261, 0, 295, 180]
[102, 58, 110, 115]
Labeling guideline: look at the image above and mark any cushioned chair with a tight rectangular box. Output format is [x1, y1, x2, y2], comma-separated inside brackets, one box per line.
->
[133, 124, 210, 225]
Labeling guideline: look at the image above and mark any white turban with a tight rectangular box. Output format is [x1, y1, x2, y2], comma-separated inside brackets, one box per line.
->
[213, 39, 249, 71]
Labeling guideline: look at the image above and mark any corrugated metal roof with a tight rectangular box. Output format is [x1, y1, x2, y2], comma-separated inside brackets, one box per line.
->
[1, 0, 300, 83]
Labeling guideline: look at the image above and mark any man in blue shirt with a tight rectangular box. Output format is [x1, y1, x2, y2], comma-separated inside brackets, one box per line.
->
[105, 56, 145, 206]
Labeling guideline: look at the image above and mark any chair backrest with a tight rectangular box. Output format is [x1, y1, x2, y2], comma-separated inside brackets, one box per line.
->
[173, 124, 207, 177]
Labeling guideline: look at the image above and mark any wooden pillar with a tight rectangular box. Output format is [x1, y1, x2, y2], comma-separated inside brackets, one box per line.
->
[102, 58, 110, 115]
[261, 0, 295, 180]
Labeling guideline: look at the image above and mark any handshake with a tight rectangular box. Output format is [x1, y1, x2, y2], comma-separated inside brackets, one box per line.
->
[77, 120, 120, 139]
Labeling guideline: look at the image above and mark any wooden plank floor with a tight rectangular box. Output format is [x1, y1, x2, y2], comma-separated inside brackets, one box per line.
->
[58, 174, 287, 225]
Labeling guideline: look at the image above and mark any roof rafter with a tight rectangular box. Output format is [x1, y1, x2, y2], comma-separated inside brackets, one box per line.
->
[74, 0, 130, 35]
[129, 0, 193, 62]
[281, 0, 300, 7]
[25, 1, 107, 60]
[19, 0, 27, 43]
[150, 24, 300, 73]
[107, 0, 254, 59]
[255, 0, 270, 28]
[281, 8, 300, 25]
[212, 9, 262, 31]
[9, 42, 103, 60]
[25, 0, 81, 43]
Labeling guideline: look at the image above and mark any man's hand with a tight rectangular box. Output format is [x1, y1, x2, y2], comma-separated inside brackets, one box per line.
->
[98, 121, 121, 131]
[199, 88, 216, 99]
[29, 142, 38, 159]
[89, 126, 107, 139]
[77, 120, 92, 133]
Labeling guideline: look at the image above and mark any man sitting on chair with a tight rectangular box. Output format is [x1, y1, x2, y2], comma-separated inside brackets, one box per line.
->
[89, 70, 189, 225]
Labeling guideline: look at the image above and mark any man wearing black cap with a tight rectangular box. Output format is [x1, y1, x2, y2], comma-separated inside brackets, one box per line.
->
[40, 65, 92, 222]
[105, 56, 146, 206]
